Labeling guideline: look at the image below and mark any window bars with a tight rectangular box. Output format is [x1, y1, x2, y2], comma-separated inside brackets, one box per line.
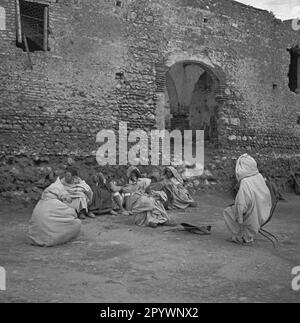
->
[16, 0, 49, 52]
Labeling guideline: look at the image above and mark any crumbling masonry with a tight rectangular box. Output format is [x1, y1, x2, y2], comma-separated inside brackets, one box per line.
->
[0, 0, 300, 200]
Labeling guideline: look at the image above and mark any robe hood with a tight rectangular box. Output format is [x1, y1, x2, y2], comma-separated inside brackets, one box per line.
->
[235, 154, 259, 182]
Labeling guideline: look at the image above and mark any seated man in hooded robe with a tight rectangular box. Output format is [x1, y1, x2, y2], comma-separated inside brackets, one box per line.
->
[60, 167, 94, 219]
[28, 177, 81, 247]
[162, 166, 197, 210]
[88, 172, 129, 216]
[123, 166, 176, 228]
[223, 154, 272, 244]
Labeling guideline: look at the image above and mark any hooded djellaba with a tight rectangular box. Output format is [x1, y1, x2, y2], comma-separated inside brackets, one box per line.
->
[162, 166, 197, 210]
[123, 166, 176, 228]
[223, 154, 272, 244]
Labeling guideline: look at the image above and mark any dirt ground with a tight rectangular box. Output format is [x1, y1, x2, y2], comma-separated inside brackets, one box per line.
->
[0, 192, 299, 303]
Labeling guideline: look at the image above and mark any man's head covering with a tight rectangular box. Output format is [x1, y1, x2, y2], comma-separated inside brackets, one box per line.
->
[127, 166, 141, 179]
[164, 166, 184, 185]
[66, 166, 79, 177]
[97, 172, 106, 184]
[235, 154, 259, 182]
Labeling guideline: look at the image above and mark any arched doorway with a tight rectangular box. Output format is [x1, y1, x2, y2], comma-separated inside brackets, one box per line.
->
[164, 61, 220, 143]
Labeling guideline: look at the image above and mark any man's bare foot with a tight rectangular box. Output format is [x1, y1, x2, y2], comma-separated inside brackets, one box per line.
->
[189, 202, 198, 208]
[87, 212, 96, 219]
[164, 220, 177, 227]
[110, 210, 119, 216]
[226, 237, 254, 246]
[78, 213, 86, 220]
[120, 210, 131, 216]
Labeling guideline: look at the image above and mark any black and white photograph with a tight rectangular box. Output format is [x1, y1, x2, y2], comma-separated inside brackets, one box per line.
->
[0, 0, 300, 307]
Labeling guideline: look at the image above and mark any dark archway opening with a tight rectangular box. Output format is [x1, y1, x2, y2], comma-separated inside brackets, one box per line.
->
[288, 46, 300, 93]
[164, 61, 219, 143]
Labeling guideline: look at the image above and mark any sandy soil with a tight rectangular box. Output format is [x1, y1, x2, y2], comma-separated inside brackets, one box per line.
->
[0, 192, 299, 303]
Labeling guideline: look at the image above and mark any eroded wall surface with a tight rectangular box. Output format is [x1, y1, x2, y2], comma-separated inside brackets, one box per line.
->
[0, 0, 300, 199]
[0, 0, 300, 155]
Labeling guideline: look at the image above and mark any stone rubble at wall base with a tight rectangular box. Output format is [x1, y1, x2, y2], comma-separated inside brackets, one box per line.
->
[0, 150, 298, 203]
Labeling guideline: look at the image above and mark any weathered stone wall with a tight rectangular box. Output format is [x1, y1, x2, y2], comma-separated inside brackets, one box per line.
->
[1, 0, 300, 201]
[147, 0, 300, 149]
[0, 0, 126, 156]
[1, 0, 300, 154]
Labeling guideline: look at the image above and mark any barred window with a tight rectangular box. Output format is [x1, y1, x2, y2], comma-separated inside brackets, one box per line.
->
[288, 46, 300, 94]
[16, 0, 49, 52]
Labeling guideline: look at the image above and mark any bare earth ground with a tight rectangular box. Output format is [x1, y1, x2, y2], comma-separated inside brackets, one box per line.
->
[0, 192, 299, 303]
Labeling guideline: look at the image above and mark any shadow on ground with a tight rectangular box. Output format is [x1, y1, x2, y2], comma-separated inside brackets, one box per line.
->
[0, 192, 300, 303]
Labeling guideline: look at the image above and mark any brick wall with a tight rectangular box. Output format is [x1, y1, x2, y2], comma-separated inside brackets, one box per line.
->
[0, 0, 300, 155]
[0, 0, 300, 200]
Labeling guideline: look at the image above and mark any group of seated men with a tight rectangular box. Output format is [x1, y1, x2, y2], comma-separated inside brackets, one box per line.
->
[27, 154, 273, 247]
